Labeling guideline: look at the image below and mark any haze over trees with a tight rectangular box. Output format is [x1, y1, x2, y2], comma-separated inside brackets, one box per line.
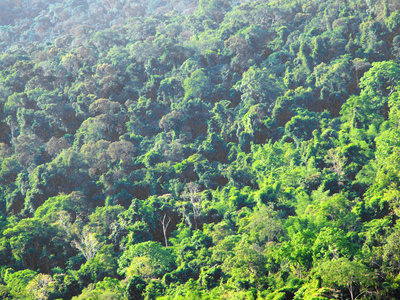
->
[1, 0, 400, 299]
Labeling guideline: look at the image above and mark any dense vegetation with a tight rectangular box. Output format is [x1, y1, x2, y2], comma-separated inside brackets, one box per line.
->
[1, 0, 400, 299]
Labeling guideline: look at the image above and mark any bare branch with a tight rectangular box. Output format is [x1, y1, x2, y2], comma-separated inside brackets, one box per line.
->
[71, 228, 102, 261]
[161, 213, 171, 247]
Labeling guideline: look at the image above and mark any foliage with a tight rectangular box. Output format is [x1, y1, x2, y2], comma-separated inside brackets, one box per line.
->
[0, 0, 400, 298]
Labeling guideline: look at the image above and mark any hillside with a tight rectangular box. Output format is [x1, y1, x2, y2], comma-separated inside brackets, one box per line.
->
[1, 0, 400, 299]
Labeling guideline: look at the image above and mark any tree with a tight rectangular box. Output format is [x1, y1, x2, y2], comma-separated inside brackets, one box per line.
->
[392, 35, 400, 60]
[196, 0, 231, 24]
[75, 113, 126, 144]
[385, 11, 400, 32]
[285, 110, 320, 145]
[34, 192, 93, 224]
[118, 241, 175, 279]
[25, 148, 96, 211]
[310, 55, 353, 111]
[240, 204, 283, 245]
[77, 245, 119, 284]
[352, 58, 371, 88]
[325, 148, 347, 186]
[3, 218, 60, 272]
[182, 182, 203, 230]
[107, 140, 136, 171]
[126, 276, 146, 300]
[72, 228, 103, 261]
[161, 213, 171, 247]
[182, 69, 212, 101]
[359, 61, 400, 104]
[3, 269, 37, 299]
[157, 77, 184, 104]
[26, 274, 56, 300]
[318, 258, 373, 300]
[73, 277, 125, 300]
[87, 205, 126, 240]
[234, 66, 283, 116]
[45, 136, 71, 158]
[221, 237, 267, 289]
[209, 100, 235, 142]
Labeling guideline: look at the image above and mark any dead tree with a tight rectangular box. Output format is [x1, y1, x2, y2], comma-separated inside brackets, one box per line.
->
[182, 182, 202, 229]
[161, 213, 171, 247]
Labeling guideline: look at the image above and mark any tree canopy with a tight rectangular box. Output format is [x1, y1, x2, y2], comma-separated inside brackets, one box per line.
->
[1, 0, 400, 299]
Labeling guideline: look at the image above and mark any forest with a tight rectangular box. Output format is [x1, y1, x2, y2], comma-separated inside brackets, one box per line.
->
[1, 0, 400, 299]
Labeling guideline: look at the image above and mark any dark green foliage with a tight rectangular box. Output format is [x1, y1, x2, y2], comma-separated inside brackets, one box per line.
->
[285, 110, 321, 144]
[126, 276, 146, 300]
